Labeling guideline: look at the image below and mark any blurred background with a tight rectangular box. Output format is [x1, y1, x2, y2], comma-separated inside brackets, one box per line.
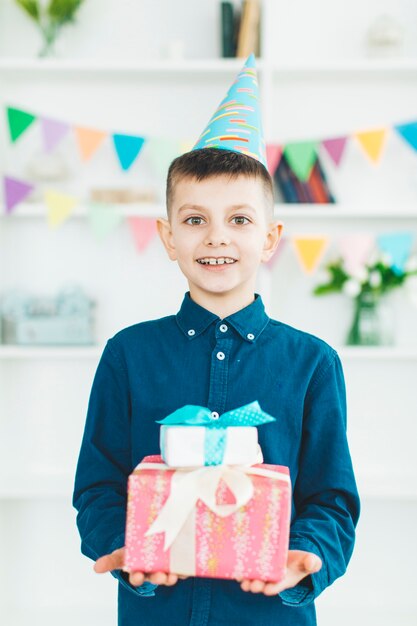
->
[0, 0, 416, 624]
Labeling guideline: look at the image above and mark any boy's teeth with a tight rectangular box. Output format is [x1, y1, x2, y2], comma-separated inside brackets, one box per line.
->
[197, 257, 236, 265]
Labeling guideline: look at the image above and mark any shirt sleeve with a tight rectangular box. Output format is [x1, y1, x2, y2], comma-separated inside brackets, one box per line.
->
[72, 338, 157, 598]
[279, 349, 361, 607]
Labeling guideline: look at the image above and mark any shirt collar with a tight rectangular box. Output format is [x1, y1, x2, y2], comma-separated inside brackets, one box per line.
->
[175, 291, 270, 343]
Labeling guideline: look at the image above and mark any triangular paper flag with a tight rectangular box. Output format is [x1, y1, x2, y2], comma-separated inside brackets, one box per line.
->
[321, 136, 348, 167]
[127, 217, 158, 252]
[146, 138, 181, 177]
[265, 236, 287, 270]
[377, 232, 414, 275]
[394, 121, 417, 153]
[283, 141, 318, 182]
[3, 176, 34, 213]
[74, 126, 107, 161]
[7, 106, 36, 142]
[338, 233, 374, 275]
[192, 54, 267, 168]
[354, 128, 387, 163]
[44, 189, 78, 228]
[40, 117, 70, 152]
[87, 203, 123, 240]
[113, 134, 145, 171]
[265, 144, 282, 176]
[292, 236, 329, 274]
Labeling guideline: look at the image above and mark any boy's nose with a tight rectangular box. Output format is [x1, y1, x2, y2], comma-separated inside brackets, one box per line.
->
[204, 228, 231, 247]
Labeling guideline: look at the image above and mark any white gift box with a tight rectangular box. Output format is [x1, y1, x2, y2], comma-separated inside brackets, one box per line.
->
[159, 425, 261, 467]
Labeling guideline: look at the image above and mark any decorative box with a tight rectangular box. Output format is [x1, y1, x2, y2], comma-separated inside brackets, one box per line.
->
[124, 454, 291, 583]
[0, 284, 95, 345]
[157, 401, 275, 467]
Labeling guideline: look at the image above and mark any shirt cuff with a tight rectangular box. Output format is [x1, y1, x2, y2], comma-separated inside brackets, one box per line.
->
[279, 538, 327, 607]
[109, 533, 158, 598]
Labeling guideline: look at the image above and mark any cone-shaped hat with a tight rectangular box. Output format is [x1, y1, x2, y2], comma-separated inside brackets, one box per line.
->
[192, 53, 267, 168]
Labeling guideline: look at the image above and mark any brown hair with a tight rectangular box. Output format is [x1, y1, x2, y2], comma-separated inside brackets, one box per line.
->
[166, 148, 274, 221]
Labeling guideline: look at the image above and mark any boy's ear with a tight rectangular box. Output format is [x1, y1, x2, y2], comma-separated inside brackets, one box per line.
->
[156, 217, 178, 261]
[261, 220, 284, 264]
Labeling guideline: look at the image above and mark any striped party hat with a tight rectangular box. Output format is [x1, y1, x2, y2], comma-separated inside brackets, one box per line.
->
[192, 53, 267, 168]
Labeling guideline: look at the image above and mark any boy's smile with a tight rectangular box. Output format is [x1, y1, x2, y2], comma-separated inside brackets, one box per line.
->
[157, 174, 283, 317]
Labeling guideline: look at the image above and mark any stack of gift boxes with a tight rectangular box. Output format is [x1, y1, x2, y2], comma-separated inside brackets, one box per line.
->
[123, 401, 292, 583]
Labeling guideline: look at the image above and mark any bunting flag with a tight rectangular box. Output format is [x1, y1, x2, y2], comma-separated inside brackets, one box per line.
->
[292, 236, 329, 274]
[74, 126, 108, 161]
[6, 106, 36, 142]
[354, 128, 387, 163]
[113, 133, 145, 171]
[265, 236, 287, 270]
[394, 121, 417, 153]
[283, 141, 318, 182]
[127, 217, 158, 252]
[376, 232, 414, 275]
[265, 144, 282, 176]
[45, 189, 78, 228]
[3, 176, 34, 213]
[146, 138, 181, 177]
[338, 233, 375, 275]
[40, 117, 70, 152]
[87, 203, 124, 240]
[321, 136, 348, 167]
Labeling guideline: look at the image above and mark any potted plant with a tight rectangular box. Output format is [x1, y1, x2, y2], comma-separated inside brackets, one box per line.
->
[15, 0, 85, 57]
[313, 250, 417, 346]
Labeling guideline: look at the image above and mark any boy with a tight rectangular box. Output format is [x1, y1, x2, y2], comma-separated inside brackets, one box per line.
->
[73, 55, 360, 626]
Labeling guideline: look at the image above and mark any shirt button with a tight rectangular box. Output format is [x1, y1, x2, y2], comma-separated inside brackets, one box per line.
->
[210, 411, 219, 420]
[219, 324, 228, 333]
[216, 351, 225, 360]
[247, 333, 255, 340]
[187, 329, 195, 336]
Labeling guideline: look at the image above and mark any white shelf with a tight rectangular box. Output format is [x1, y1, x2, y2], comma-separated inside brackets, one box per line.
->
[2, 202, 417, 220]
[1, 345, 417, 361]
[0, 57, 264, 76]
[1, 57, 416, 77]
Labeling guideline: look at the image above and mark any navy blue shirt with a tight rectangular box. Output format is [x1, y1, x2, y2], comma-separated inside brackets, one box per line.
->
[73, 291, 360, 626]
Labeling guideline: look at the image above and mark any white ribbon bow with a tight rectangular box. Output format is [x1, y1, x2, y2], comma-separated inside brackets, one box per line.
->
[134, 461, 290, 551]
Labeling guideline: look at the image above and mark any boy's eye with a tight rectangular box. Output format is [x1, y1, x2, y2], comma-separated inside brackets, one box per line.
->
[232, 216, 250, 225]
[185, 216, 205, 225]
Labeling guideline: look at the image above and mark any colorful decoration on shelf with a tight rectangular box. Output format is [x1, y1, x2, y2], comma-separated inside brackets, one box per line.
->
[14, 0, 86, 58]
[313, 232, 417, 346]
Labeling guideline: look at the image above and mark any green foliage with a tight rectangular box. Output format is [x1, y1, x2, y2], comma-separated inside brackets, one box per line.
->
[15, 0, 40, 22]
[48, 0, 84, 25]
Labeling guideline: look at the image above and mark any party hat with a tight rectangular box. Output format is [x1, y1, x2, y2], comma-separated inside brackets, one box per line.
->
[192, 53, 267, 168]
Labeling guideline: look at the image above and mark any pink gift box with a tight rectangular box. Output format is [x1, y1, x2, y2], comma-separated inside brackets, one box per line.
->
[124, 454, 291, 583]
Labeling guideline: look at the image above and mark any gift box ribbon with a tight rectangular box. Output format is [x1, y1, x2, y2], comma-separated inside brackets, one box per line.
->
[157, 401, 275, 466]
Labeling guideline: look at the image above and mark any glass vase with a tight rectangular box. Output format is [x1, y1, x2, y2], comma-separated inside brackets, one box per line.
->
[346, 292, 394, 346]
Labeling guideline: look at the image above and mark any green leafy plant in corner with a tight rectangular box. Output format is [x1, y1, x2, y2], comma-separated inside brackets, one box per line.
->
[15, 0, 85, 57]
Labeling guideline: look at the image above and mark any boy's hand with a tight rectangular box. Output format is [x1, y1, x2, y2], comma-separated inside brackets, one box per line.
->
[94, 547, 188, 587]
[238, 550, 322, 596]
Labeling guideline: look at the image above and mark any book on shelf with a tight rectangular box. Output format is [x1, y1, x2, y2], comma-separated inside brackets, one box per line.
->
[273, 154, 336, 204]
[221, 1, 260, 59]
[236, 0, 261, 58]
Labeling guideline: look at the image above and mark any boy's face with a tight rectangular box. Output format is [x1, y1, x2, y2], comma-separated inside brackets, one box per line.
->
[157, 174, 283, 302]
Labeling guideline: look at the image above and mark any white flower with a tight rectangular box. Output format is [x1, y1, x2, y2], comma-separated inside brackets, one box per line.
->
[343, 279, 362, 298]
[405, 256, 417, 273]
[350, 266, 369, 283]
[369, 271, 382, 288]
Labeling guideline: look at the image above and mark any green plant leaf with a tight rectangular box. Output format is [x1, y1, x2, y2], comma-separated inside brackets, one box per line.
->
[47, 0, 84, 25]
[14, 0, 40, 22]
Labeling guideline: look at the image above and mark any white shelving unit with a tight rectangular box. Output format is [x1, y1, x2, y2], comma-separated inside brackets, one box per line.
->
[1, 1, 417, 624]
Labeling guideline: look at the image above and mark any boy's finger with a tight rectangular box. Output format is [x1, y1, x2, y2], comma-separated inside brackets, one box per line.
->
[129, 572, 145, 586]
[148, 572, 168, 584]
[94, 549, 124, 573]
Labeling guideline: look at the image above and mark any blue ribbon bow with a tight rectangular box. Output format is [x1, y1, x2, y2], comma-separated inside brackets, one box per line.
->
[157, 401, 275, 466]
